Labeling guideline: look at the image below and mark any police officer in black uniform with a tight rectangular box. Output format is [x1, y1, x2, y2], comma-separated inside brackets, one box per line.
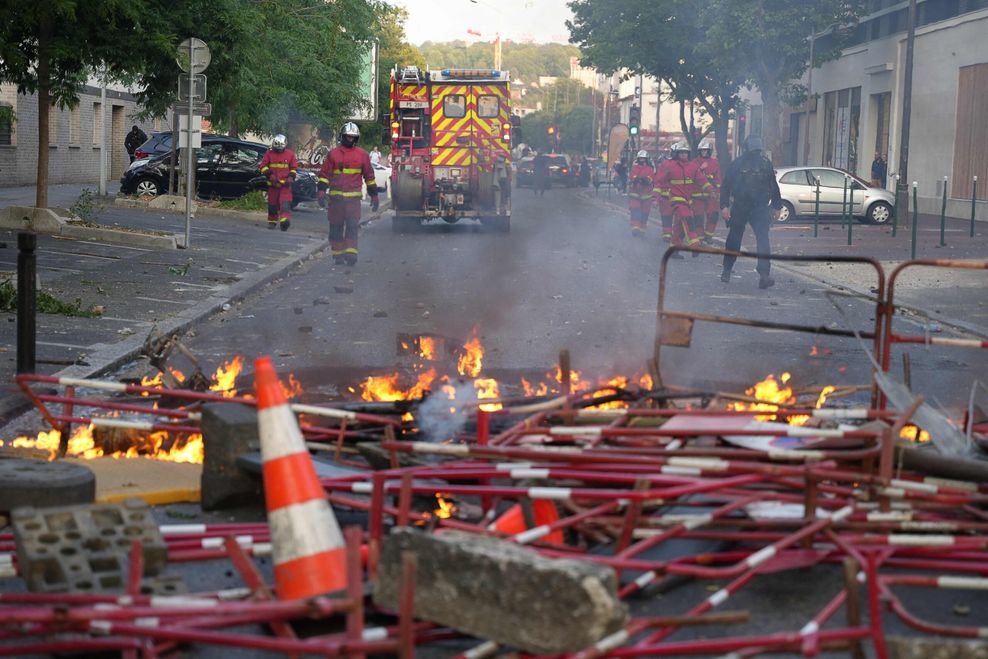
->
[719, 136, 782, 289]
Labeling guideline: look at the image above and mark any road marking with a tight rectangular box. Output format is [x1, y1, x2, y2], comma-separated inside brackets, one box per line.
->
[38, 341, 91, 350]
[224, 258, 264, 266]
[74, 240, 150, 252]
[44, 249, 120, 261]
[135, 296, 195, 305]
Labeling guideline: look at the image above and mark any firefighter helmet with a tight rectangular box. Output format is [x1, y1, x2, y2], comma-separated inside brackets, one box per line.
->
[340, 122, 360, 147]
[636, 149, 649, 160]
[744, 135, 764, 153]
[671, 141, 690, 156]
[272, 134, 287, 152]
[698, 139, 712, 154]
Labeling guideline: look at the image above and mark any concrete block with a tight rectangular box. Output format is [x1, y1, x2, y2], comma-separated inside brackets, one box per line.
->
[0, 458, 95, 511]
[12, 499, 167, 593]
[0, 206, 66, 233]
[374, 529, 628, 654]
[58, 222, 179, 249]
[149, 194, 195, 215]
[200, 403, 262, 511]
[889, 636, 988, 658]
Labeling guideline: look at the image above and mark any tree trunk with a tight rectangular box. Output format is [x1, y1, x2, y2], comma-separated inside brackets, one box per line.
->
[714, 108, 731, 169]
[678, 100, 689, 144]
[228, 111, 239, 138]
[35, 17, 52, 209]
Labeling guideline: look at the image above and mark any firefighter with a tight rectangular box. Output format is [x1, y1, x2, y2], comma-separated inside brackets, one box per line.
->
[627, 150, 655, 238]
[654, 141, 705, 249]
[317, 122, 379, 266]
[694, 139, 721, 243]
[653, 145, 674, 244]
[258, 134, 299, 231]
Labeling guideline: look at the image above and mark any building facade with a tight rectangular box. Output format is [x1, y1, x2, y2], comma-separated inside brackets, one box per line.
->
[0, 79, 167, 187]
[739, 0, 988, 219]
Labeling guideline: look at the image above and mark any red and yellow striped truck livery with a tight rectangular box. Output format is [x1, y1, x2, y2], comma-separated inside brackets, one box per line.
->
[389, 66, 513, 232]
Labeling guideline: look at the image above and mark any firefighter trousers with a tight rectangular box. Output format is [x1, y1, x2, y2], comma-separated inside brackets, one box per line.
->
[628, 197, 652, 234]
[267, 185, 293, 226]
[327, 197, 361, 258]
[722, 204, 772, 276]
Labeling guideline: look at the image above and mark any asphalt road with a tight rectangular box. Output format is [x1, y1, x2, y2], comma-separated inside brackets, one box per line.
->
[164, 184, 987, 413]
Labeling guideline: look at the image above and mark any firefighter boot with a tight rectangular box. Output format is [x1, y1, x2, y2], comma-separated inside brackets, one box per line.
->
[758, 275, 775, 289]
[267, 221, 277, 230]
[280, 219, 290, 232]
[720, 269, 731, 283]
[333, 256, 345, 265]
[345, 254, 357, 266]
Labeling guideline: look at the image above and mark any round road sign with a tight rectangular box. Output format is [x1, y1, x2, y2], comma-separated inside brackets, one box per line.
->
[176, 37, 211, 74]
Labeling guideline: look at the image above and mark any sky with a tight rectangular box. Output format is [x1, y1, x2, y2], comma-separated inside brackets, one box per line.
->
[390, 0, 574, 46]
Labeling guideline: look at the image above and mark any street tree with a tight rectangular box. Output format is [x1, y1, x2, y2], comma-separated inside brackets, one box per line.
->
[567, 0, 745, 166]
[0, 0, 178, 208]
[705, 0, 862, 160]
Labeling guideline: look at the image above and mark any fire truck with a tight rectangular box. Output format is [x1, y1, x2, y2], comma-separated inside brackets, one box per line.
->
[389, 66, 513, 232]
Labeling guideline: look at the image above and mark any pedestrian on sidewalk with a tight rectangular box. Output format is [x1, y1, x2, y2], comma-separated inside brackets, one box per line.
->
[370, 145, 382, 166]
[125, 125, 147, 164]
[317, 122, 379, 266]
[871, 152, 887, 189]
[719, 135, 781, 289]
[259, 134, 299, 232]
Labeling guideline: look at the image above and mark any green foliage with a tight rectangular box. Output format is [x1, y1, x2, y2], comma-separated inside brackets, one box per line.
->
[522, 105, 594, 156]
[215, 191, 267, 212]
[168, 258, 194, 276]
[69, 188, 103, 224]
[0, 281, 100, 317]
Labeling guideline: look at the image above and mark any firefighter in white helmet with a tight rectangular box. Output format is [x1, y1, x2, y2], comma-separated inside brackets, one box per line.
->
[627, 150, 655, 238]
[694, 138, 722, 242]
[317, 123, 379, 266]
[258, 134, 299, 231]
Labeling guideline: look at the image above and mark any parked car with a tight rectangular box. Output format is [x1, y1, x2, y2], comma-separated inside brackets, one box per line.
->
[775, 166, 894, 224]
[364, 161, 391, 198]
[132, 131, 174, 161]
[120, 136, 319, 206]
[514, 156, 535, 187]
[545, 153, 575, 187]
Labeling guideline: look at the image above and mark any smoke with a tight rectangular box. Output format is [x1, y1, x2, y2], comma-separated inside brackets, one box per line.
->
[413, 380, 478, 443]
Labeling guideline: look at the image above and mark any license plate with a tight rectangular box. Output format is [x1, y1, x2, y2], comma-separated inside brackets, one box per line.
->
[399, 101, 428, 109]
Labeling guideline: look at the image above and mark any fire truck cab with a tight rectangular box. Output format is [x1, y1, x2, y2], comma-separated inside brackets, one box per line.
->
[389, 66, 512, 232]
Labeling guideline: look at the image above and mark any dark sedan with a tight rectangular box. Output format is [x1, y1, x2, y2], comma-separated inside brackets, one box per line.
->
[545, 154, 575, 187]
[120, 136, 318, 205]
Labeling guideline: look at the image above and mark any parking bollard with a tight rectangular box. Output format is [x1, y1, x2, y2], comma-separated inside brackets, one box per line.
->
[892, 174, 900, 237]
[813, 178, 821, 238]
[911, 182, 919, 260]
[16, 233, 37, 375]
[841, 175, 849, 229]
[971, 176, 978, 238]
[939, 175, 947, 247]
[847, 182, 854, 246]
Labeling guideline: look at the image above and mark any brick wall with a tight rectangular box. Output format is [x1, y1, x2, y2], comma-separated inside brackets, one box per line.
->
[0, 82, 169, 187]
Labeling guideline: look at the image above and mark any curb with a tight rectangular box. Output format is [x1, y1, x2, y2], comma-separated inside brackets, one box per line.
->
[0, 204, 178, 249]
[46, 199, 394, 383]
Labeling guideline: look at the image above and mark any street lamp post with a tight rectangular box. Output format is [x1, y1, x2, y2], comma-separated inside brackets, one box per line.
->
[896, 0, 918, 228]
[802, 33, 815, 166]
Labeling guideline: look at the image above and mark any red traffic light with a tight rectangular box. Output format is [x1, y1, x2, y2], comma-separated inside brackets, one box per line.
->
[547, 126, 556, 135]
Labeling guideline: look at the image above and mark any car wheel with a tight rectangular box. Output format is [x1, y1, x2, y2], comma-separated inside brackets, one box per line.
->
[135, 177, 161, 197]
[776, 201, 795, 223]
[867, 201, 893, 225]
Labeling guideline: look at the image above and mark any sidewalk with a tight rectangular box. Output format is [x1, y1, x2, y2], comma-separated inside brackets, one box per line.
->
[581, 189, 988, 338]
[0, 184, 387, 423]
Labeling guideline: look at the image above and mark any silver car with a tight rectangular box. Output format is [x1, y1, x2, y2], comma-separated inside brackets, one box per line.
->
[775, 166, 895, 225]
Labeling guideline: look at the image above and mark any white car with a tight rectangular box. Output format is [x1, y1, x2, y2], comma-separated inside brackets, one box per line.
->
[363, 162, 391, 199]
[775, 166, 895, 224]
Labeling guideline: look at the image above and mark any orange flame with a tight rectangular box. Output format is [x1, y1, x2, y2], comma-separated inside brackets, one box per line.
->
[209, 356, 243, 398]
[419, 336, 438, 361]
[360, 368, 437, 401]
[3, 425, 203, 463]
[434, 493, 456, 519]
[457, 327, 484, 378]
[474, 378, 503, 412]
[899, 425, 931, 443]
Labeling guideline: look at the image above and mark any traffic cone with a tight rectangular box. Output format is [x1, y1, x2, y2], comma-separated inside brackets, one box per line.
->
[254, 356, 346, 599]
[488, 500, 564, 544]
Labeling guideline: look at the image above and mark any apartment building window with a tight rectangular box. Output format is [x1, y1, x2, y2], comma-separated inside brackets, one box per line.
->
[874, 92, 891, 160]
[952, 63, 988, 200]
[92, 101, 102, 145]
[69, 106, 80, 145]
[823, 87, 861, 172]
[921, 0, 960, 25]
[0, 103, 12, 146]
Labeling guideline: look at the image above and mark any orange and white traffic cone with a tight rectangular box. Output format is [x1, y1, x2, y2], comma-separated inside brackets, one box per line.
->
[254, 356, 346, 600]
[488, 500, 564, 544]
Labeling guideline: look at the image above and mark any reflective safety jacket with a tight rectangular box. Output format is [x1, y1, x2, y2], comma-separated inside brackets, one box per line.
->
[628, 163, 655, 200]
[318, 145, 377, 199]
[259, 148, 299, 186]
[693, 155, 721, 203]
[654, 158, 708, 209]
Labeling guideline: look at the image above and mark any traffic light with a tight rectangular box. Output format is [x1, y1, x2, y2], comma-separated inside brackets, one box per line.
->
[629, 106, 641, 136]
[547, 125, 556, 136]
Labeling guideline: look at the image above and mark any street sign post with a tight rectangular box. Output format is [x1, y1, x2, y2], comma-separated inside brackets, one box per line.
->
[173, 102, 212, 116]
[178, 74, 207, 102]
[176, 38, 210, 249]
